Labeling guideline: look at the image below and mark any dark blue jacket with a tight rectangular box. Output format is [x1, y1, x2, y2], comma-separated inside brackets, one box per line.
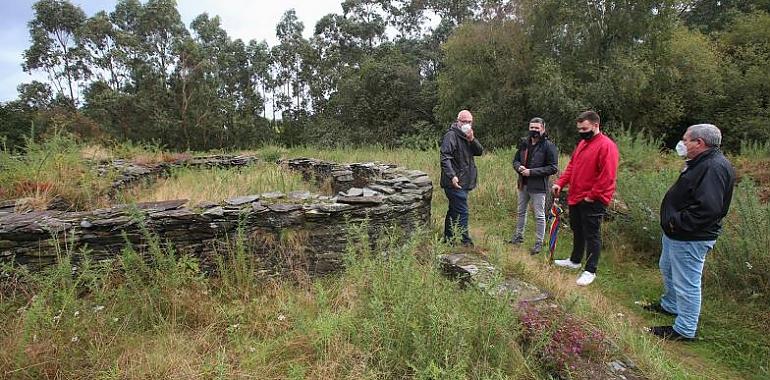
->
[440, 123, 484, 190]
[660, 148, 736, 241]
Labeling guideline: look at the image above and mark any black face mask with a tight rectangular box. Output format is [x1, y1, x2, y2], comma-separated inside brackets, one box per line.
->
[579, 131, 595, 140]
[529, 130, 541, 138]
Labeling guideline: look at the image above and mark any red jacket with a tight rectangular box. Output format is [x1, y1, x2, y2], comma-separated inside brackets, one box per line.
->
[555, 133, 619, 206]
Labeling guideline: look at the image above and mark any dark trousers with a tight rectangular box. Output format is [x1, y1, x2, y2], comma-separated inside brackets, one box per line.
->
[568, 201, 607, 273]
[443, 188, 472, 244]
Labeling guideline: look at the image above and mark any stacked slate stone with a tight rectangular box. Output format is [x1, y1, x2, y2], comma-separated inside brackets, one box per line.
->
[0, 158, 433, 277]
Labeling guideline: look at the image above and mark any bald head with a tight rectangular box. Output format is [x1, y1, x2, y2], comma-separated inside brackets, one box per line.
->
[457, 110, 473, 124]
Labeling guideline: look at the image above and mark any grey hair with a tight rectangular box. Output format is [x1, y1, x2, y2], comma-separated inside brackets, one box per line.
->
[687, 124, 722, 147]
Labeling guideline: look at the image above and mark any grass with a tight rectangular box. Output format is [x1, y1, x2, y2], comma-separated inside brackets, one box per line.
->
[1, 134, 769, 379]
[117, 162, 321, 205]
[0, 134, 115, 210]
[0, 225, 536, 379]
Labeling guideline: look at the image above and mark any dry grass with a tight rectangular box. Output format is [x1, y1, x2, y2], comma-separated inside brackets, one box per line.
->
[79, 144, 113, 162]
[118, 162, 319, 205]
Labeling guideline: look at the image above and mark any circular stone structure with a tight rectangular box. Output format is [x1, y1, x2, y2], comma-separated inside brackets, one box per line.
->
[0, 157, 433, 276]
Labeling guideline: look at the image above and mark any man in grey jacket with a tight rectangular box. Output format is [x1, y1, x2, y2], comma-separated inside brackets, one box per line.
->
[440, 110, 484, 246]
[511, 117, 559, 254]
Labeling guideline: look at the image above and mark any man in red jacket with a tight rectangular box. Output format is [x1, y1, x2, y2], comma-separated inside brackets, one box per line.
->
[551, 111, 619, 286]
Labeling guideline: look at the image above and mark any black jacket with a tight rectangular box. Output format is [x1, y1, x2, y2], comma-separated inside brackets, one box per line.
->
[512, 136, 559, 193]
[660, 148, 736, 241]
[440, 123, 484, 190]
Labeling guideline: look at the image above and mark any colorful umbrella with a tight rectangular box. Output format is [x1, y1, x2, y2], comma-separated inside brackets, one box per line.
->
[547, 200, 564, 261]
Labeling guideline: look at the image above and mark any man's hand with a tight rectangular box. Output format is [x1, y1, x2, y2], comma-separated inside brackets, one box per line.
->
[451, 176, 461, 189]
[465, 128, 474, 141]
[551, 184, 561, 196]
[521, 168, 531, 177]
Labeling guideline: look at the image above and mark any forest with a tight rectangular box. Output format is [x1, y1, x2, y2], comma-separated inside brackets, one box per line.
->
[2, 0, 770, 152]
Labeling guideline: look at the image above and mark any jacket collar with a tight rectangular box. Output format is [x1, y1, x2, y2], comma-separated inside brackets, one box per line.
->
[686, 147, 718, 168]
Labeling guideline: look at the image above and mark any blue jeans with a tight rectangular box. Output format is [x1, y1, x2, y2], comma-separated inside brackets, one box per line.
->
[443, 188, 472, 244]
[659, 235, 715, 338]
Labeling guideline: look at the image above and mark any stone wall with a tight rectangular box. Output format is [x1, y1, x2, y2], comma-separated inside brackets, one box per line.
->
[0, 158, 432, 277]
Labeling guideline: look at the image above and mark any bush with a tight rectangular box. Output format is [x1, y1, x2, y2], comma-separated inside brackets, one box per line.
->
[709, 180, 770, 300]
[611, 168, 678, 259]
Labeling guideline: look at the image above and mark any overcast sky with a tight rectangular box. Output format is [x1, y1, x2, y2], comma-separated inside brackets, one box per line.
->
[0, 0, 343, 102]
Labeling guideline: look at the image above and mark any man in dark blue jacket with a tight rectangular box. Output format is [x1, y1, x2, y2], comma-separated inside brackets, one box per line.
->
[511, 117, 559, 254]
[646, 124, 736, 341]
[440, 110, 484, 246]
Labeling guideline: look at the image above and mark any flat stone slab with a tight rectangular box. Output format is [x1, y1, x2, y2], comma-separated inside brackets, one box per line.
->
[337, 195, 384, 204]
[225, 195, 260, 206]
[439, 253, 549, 304]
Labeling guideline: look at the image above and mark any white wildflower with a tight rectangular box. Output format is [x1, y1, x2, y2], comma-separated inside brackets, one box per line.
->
[71, 336, 79, 343]
[112, 317, 120, 323]
[277, 314, 287, 321]
[248, 347, 256, 353]
[73, 310, 80, 317]
[746, 262, 753, 270]
[93, 305, 105, 312]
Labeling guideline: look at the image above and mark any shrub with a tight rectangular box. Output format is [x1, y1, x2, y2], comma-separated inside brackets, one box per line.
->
[709, 180, 770, 300]
[518, 302, 609, 378]
[609, 168, 678, 260]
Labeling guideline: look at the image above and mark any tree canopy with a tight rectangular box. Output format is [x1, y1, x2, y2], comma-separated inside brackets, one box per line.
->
[3, 0, 769, 152]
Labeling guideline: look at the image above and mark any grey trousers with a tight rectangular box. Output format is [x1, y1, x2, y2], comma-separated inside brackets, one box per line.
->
[514, 187, 547, 243]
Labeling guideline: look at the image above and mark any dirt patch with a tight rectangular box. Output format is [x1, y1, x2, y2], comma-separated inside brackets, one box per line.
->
[733, 157, 770, 202]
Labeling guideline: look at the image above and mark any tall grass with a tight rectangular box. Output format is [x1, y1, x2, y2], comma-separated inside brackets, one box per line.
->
[0, 222, 535, 379]
[610, 168, 678, 259]
[709, 180, 770, 299]
[118, 162, 319, 205]
[0, 133, 114, 209]
[740, 139, 770, 159]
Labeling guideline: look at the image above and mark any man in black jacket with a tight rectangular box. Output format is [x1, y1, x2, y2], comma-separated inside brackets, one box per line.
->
[440, 110, 484, 246]
[511, 117, 559, 254]
[646, 124, 736, 341]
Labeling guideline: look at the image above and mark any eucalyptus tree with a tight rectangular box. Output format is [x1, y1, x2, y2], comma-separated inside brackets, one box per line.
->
[81, 11, 127, 91]
[273, 9, 312, 112]
[23, 0, 90, 106]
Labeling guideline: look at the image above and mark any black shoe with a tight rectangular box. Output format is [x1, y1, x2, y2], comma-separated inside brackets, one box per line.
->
[530, 242, 543, 255]
[642, 302, 677, 317]
[648, 326, 694, 342]
[462, 240, 474, 247]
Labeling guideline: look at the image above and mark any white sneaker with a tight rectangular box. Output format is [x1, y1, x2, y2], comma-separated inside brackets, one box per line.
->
[576, 271, 596, 286]
[554, 259, 581, 269]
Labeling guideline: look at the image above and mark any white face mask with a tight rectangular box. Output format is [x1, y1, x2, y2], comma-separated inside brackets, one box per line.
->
[460, 123, 472, 134]
[675, 140, 688, 157]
